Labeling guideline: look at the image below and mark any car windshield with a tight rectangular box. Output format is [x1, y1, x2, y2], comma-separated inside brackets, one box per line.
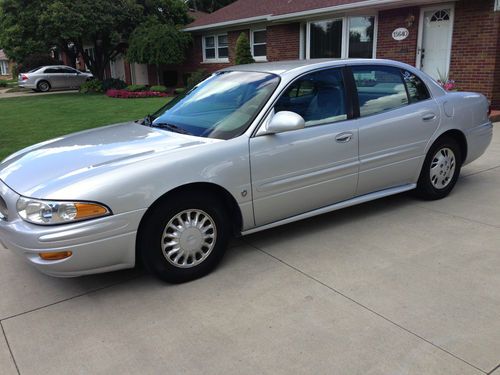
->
[150, 71, 280, 140]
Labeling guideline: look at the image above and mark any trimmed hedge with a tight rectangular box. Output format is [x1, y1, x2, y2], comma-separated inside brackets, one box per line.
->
[150, 85, 168, 93]
[126, 84, 148, 92]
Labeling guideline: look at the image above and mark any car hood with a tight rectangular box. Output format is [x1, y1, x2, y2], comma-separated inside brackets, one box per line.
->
[0, 122, 218, 197]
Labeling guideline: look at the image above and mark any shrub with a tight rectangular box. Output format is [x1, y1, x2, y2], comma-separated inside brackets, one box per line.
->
[235, 33, 255, 65]
[150, 85, 168, 93]
[187, 69, 207, 89]
[126, 84, 148, 92]
[106, 89, 169, 98]
[174, 88, 186, 95]
[0, 81, 7, 88]
[19, 53, 63, 73]
[79, 79, 103, 94]
[102, 78, 127, 91]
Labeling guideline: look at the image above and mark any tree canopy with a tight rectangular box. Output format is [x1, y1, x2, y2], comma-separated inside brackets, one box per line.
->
[187, 0, 236, 13]
[0, 0, 193, 79]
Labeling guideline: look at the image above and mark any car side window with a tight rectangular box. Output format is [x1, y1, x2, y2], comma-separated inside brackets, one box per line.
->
[352, 65, 409, 117]
[44, 68, 58, 74]
[401, 70, 431, 103]
[274, 69, 347, 127]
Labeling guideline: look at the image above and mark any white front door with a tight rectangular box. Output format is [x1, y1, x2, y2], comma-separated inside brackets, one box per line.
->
[417, 6, 454, 80]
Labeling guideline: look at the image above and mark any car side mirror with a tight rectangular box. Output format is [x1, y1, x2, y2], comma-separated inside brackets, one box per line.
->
[265, 111, 305, 135]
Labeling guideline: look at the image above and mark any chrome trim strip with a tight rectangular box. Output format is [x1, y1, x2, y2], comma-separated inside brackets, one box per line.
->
[241, 183, 416, 235]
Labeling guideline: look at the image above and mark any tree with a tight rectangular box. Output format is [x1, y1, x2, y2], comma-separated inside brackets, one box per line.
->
[0, 0, 192, 80]
[187, 0, 236, 13]
[234, 32, 254, 65]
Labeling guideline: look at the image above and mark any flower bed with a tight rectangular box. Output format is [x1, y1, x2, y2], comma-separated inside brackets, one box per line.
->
[106, 89, 170, 98]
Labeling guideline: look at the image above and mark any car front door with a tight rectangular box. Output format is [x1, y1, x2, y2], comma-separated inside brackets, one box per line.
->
[249, 68, 359, 226]
[350, 65, 440, 196]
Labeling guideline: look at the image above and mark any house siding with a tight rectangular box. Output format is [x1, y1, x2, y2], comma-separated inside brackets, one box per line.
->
[267, 23, 301, 61]
[376, 7, 420, 66]
[450, 0, 500, 108]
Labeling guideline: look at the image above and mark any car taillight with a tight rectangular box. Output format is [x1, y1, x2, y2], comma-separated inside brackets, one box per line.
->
[21, 74, 28, 80]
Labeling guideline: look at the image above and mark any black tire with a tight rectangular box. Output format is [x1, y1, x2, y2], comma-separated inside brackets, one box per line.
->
[138, 192, 230, 283]
[416, 136, 462, 200]
[37, 80, 51, 92]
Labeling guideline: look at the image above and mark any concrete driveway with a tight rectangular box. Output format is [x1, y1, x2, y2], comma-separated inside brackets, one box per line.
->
[1, 126, 499, 375]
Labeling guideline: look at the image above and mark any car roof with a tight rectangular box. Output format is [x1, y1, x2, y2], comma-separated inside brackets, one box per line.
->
[220, 58, 412, 75]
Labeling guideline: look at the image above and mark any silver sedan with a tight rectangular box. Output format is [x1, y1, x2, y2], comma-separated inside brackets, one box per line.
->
[0, 59, 493, 283]
[18, 65, 93, 92]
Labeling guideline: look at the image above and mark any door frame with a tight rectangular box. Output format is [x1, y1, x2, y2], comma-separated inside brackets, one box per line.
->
[415, 3, 455, 78]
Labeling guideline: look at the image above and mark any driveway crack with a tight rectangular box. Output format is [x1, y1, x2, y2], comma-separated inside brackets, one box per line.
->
[488, 363, 500, 374]
[244, 240, 488, 374]
[1, 321, 20, 375]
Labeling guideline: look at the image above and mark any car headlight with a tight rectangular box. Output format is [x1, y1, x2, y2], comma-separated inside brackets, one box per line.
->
[16, 197, 110, 225]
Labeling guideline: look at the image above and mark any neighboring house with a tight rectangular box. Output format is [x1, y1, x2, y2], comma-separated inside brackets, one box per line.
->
[0, 50, 13, 79]
[146, 0, 498, 109]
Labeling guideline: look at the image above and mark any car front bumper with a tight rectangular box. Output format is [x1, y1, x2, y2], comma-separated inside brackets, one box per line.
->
[0, 180, 145, 277]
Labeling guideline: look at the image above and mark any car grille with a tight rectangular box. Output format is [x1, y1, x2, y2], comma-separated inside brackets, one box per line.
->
[0, 195, 7, 221]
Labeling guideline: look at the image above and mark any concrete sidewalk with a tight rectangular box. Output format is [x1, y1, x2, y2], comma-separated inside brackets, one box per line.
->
[0, 88, 78, 99]
[1, 127, 499, 375]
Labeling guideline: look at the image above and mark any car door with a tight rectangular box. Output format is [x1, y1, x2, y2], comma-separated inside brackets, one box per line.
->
[59, 67, 79, 88]
[350, 65, 440, 196]
[42, 67, 61, 88]
[249, 68, 359, 226]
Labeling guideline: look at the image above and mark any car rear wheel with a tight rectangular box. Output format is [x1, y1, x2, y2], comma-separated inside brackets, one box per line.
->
[138, 192, 229, 283]
[37, 80, 51, 92]
[416, 136, 462, 200]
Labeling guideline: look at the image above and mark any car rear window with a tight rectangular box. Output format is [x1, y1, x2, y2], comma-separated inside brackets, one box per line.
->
[352, 65, 409, 117]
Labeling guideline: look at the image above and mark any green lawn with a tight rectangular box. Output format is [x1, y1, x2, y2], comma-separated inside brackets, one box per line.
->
[0, 93, 170, 160]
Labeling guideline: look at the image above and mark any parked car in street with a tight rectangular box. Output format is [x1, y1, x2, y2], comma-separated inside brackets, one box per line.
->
[18, 65, 93, 92]
[0, 59, 492, 283]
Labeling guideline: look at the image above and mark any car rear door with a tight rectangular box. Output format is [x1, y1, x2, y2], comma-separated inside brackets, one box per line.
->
[249, 67, 359, 226]
[349, 65, 440, 196]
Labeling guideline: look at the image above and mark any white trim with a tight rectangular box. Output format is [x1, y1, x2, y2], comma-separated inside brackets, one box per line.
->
[185, 15, 271, 31]
[299, 23, 306, 60]
[416, 3, 455, 77]
[202, 33, 230, 63]
[250, 28, 268, 62]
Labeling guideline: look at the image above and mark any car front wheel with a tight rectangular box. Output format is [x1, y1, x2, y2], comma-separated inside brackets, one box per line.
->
[138, 193, 229, 283]
[416, 136, 462, 200]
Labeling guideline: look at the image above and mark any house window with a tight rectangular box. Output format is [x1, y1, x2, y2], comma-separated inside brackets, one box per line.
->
[251, 29, 267, 60]
[0, 61, 8, 76]
[203, 34, 229, 62]
[307, 16, 377, 59]
[348, 16, 375, 58]
[309, 19, 343, 58]
[496, 0, 500, 11]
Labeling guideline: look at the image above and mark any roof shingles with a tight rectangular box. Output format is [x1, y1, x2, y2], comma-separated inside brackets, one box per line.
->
[188, 0, 367, 28]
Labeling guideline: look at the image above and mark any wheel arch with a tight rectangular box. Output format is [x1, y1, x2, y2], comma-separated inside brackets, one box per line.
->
[433, 129, 468, 162]
[136, 182, 244, 257]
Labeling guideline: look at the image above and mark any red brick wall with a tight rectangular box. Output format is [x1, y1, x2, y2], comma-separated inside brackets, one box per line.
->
[450, 0, 500, 108]
[267, 23, 301, 61]
[377, 7, 420, 65]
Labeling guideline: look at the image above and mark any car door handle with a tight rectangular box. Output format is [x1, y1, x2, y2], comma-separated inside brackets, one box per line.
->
[422, 113, 437, 121]
[335, 132, 353, 143]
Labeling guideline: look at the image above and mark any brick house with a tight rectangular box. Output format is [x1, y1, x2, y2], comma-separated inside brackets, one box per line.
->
[140, 0, 499, 108]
